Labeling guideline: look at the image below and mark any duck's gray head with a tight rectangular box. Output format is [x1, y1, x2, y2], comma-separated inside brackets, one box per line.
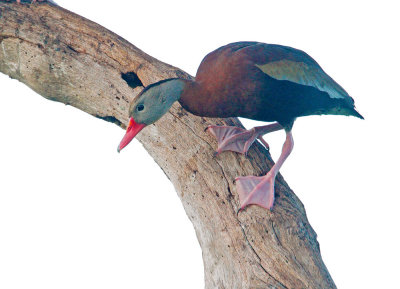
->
[118, 78, 185, 152]
[129, 78, 185, 125]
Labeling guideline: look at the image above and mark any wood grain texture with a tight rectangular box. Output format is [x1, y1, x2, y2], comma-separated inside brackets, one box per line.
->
[0, 2, 336, 288]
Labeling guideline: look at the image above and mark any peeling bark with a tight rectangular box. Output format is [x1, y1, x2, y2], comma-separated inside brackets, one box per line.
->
[0, 2, 336, 288]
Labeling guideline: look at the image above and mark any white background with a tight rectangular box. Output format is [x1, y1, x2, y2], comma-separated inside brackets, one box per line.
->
[1, 0, 399, 288]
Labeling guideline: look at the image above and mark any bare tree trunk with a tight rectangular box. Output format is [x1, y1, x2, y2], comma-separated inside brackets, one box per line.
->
[0, 2, 336, 288]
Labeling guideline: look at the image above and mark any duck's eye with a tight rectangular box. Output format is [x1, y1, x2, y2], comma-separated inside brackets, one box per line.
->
[136, 104, 145, 112]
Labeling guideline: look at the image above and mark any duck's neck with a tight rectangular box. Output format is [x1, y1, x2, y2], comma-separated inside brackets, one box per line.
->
[159, 77, 190, 97]
[172, 78, 207, 116]
[173, 78, 235, 118]
[161, 78, 201, 112]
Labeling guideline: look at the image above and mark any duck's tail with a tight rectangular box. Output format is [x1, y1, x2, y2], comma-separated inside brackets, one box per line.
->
[349, 107, 364, 119]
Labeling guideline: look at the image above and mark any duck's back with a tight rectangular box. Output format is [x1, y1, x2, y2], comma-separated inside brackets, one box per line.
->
[180, 42, 362, 126]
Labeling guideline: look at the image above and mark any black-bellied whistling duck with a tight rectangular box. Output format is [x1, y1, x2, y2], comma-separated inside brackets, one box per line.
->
[118, 42, 363, 211]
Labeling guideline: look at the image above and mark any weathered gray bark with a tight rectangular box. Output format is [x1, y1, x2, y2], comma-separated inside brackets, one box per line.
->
[0, 2, 336, 288]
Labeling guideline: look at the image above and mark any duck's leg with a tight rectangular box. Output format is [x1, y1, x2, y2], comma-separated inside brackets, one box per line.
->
[236, 130, 294, 211]
[207, 122, 283, 155]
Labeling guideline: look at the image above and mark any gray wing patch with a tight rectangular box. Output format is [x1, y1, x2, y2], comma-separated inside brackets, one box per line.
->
[255, 60, 349, 99]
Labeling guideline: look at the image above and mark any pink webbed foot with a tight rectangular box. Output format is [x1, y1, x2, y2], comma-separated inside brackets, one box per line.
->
[206, 123, 282, 156]
[207, 125, 259, 155]
[236, 175, 275, 211]
[235, 130, 294, 212]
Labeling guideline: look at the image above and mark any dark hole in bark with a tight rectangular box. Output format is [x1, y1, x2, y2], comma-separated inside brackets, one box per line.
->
[121, 71, 143, 89]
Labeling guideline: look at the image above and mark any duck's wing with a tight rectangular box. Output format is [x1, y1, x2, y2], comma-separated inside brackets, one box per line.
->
[248, 43, 351, 101]
[200, 42, 353, 101]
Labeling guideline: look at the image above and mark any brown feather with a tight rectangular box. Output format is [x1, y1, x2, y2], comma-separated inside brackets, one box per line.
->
[179, 42, 362, 127]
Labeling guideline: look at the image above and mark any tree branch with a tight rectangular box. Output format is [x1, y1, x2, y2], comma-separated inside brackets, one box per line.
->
[0, 2, 336, 288]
